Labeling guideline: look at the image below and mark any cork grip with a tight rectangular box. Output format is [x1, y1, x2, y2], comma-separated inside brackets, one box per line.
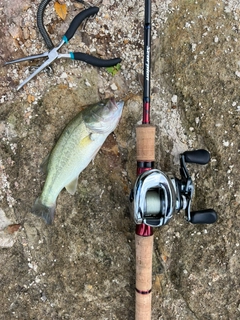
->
[136, 125, 156, 162]
[135, 234, 154, 320]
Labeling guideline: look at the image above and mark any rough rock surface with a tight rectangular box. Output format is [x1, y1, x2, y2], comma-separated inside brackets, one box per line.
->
[0, 0, 240, 319]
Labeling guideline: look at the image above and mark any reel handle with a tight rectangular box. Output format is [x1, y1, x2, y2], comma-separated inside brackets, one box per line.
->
[183, 149, 210, 165]
[190, 209, 217, 224]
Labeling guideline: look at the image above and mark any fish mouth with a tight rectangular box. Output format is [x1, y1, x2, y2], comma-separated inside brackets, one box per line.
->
[110, 98, 124, 112]
[110, 97, 117, 108]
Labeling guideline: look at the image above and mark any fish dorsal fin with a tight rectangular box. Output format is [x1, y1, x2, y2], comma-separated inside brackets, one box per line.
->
[65, 177, 78, 195]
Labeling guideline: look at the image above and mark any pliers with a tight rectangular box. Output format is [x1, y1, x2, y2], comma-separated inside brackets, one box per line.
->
[5, 6, 121, 91]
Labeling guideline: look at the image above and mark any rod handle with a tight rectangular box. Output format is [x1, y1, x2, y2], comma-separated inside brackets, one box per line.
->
[136, 125, 156, 162]
[135, 234, 153, 320]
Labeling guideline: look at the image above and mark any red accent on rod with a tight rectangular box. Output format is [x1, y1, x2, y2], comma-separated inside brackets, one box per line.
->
[136, 223, 153, 236]
[143, 102, 150, 124]
[137, 167, 152, 175]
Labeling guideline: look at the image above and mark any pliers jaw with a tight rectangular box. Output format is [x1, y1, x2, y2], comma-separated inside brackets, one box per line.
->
[5, 6, 121, 90]
[4, 52, 49, 66]
[15, 40, 66, 91]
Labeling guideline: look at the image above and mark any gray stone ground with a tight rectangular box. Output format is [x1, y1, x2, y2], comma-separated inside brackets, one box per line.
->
[1, 0, 240, 319]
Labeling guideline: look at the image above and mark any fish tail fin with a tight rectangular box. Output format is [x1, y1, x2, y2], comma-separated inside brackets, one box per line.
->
[31, 198, 55, 225]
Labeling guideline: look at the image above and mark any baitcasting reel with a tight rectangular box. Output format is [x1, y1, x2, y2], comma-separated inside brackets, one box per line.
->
[130, 149, 217, 227]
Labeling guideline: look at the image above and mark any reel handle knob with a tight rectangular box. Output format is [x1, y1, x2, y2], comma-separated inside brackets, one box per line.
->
[183, 149, 210, 165]
[190, 209, 217, 224]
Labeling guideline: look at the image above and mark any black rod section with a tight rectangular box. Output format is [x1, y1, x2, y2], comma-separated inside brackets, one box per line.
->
[143, 0, 151, 124]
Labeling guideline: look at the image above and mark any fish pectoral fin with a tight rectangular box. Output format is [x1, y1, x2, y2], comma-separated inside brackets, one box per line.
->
[65, 177, 78, 195]
[90, 132, 101, 141]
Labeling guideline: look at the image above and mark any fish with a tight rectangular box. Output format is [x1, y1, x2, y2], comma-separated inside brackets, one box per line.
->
[32, 98, 124, 224]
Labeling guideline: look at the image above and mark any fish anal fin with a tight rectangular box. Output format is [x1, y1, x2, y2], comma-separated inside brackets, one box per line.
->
[40, 154, 50, 174]
[65, 177, 78, 195]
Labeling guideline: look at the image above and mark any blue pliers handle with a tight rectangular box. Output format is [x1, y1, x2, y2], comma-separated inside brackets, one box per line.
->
[5, 7, 121, 91]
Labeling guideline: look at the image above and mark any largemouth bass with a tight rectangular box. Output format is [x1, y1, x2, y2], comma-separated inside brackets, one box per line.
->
[32, 98, 124, 224]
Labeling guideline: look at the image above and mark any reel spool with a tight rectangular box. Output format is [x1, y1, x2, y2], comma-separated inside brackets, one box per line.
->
[130, 149, 217, 227]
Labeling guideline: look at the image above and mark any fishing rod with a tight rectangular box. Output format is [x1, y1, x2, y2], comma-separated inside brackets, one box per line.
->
[130, 1, 217, 319]
[134, 1, 155, 319]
